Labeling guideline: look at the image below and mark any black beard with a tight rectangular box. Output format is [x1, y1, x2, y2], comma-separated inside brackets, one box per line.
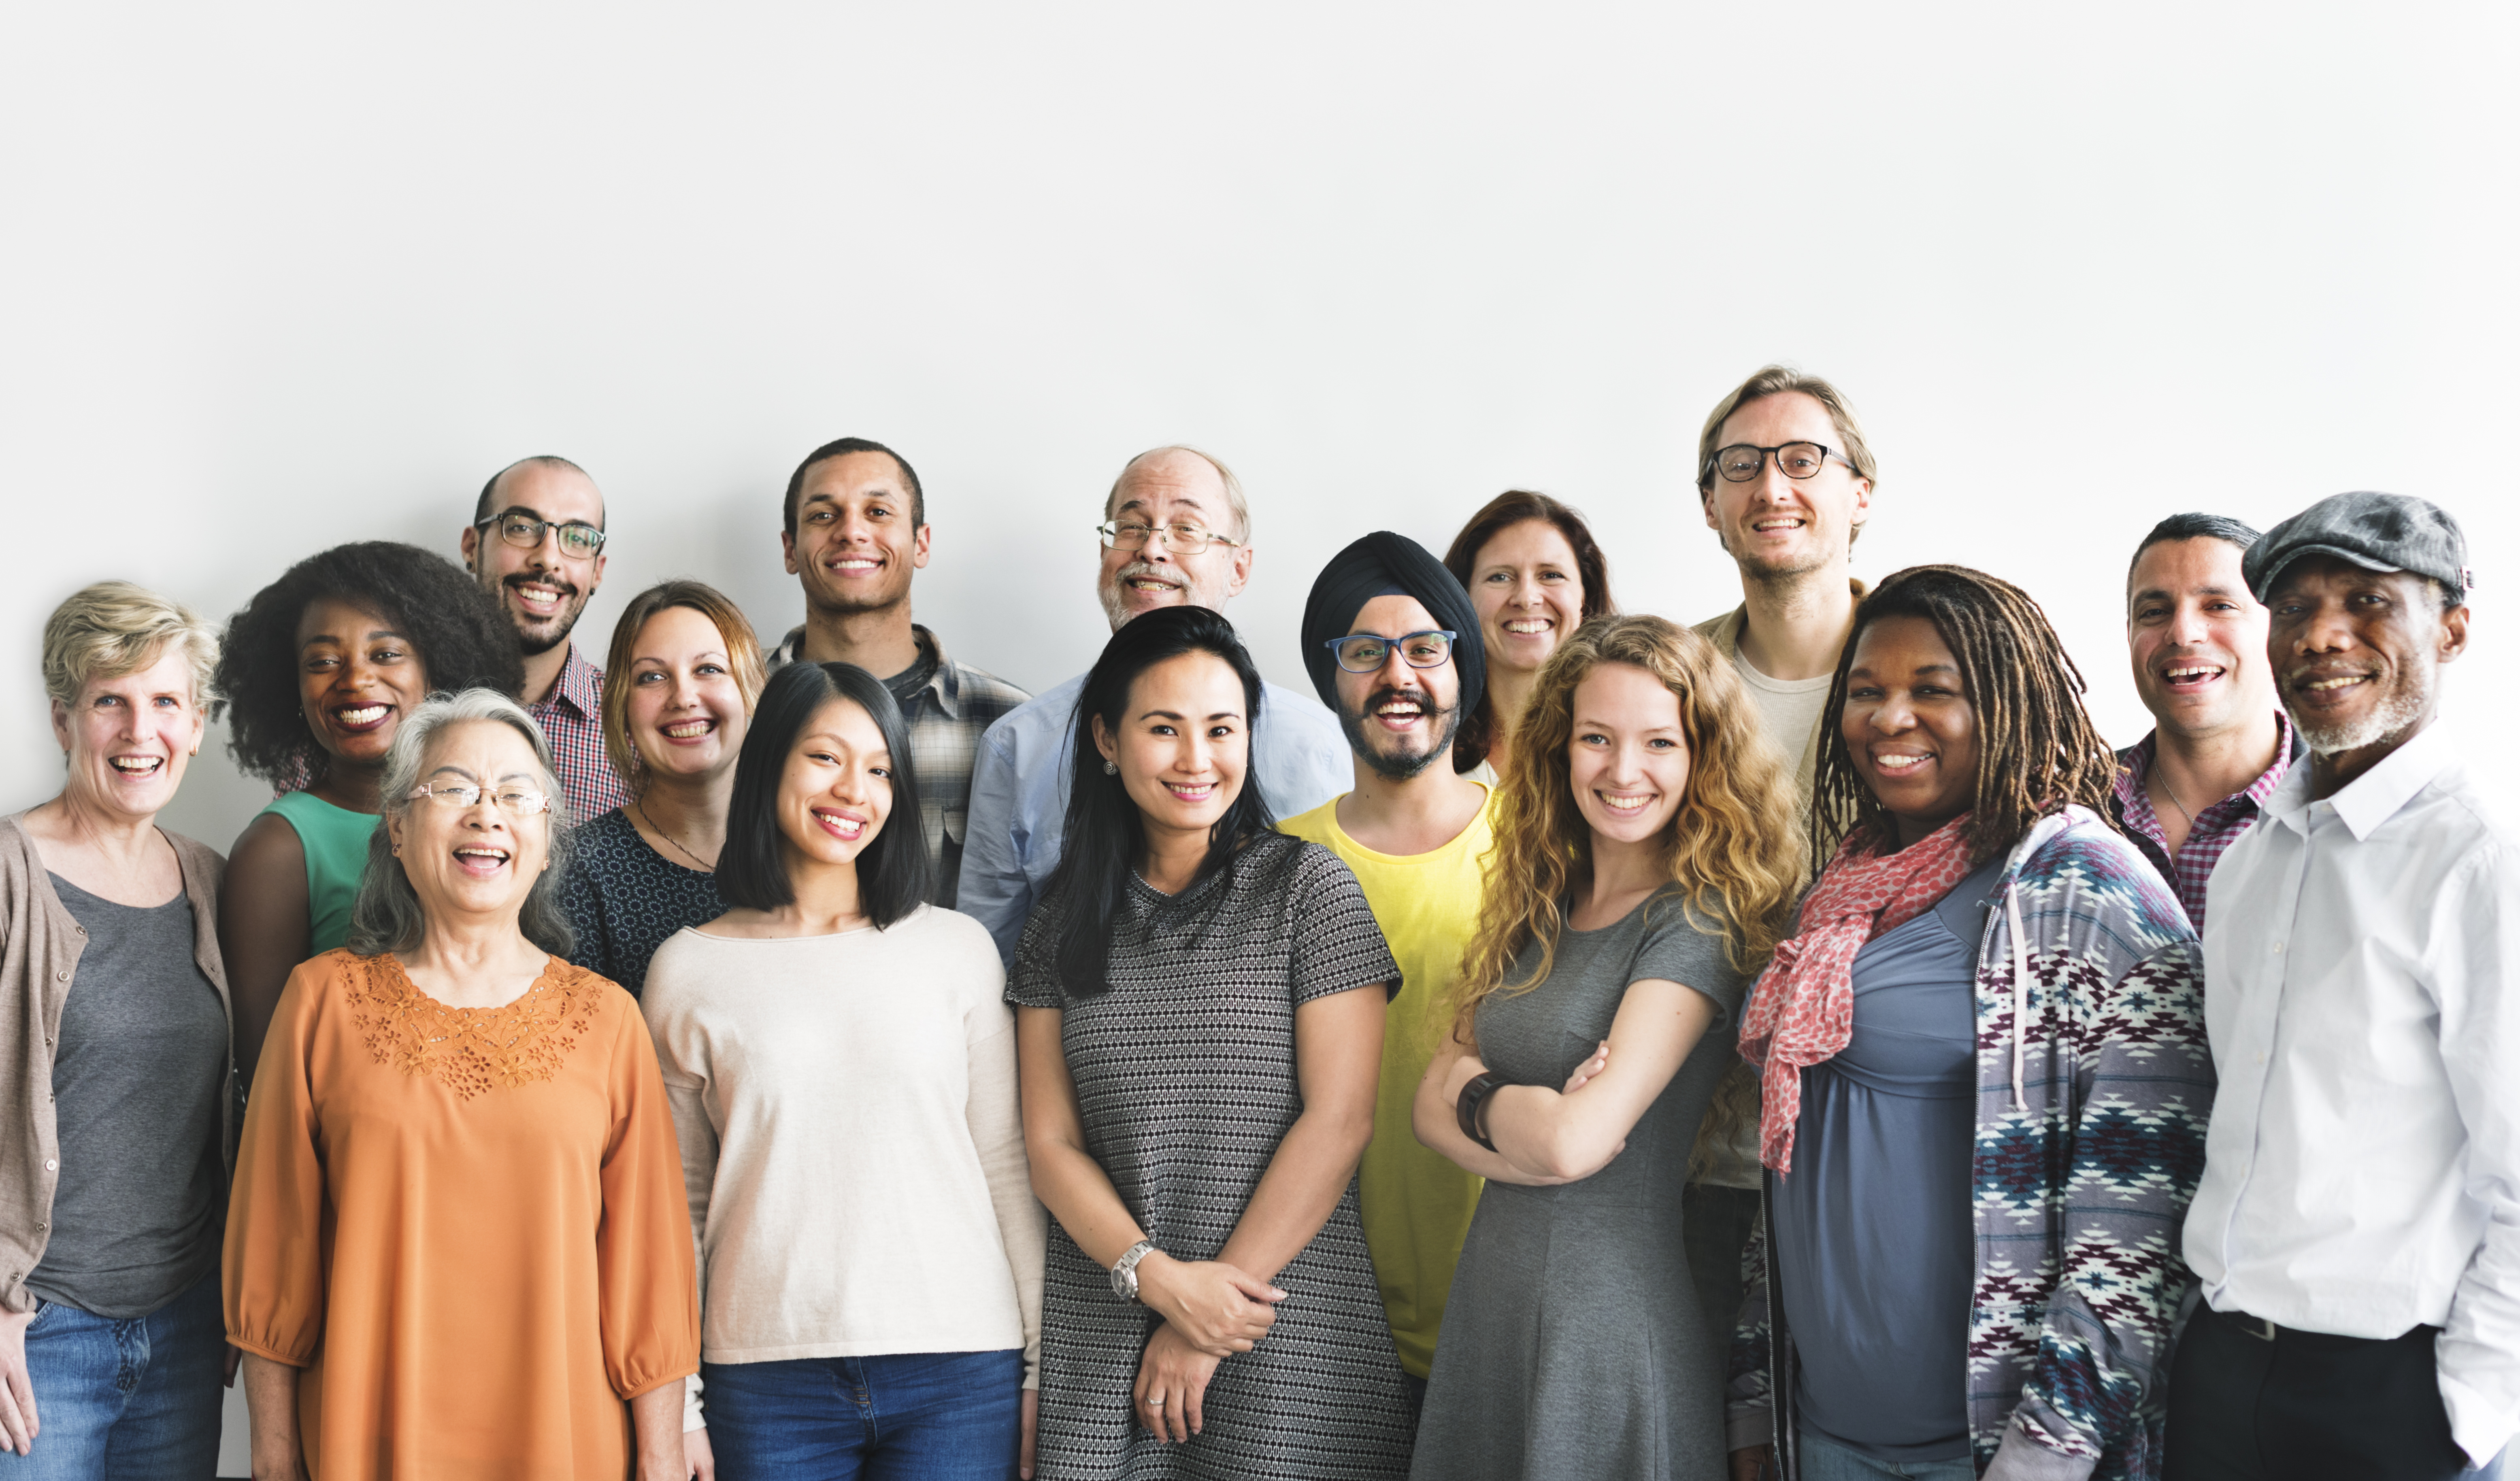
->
[497, 574, 584, 655]
[1338, 685, 1460, 781]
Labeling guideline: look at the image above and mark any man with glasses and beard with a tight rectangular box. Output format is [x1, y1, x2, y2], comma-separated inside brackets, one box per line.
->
[2170, 493, 2514, 1481]
[460, 454, 630, 820]
[956, 444, 1349, 964]
[1280, 532, 1495, 1417]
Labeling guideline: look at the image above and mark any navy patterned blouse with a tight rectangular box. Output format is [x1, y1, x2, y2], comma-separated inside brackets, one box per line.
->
[560, 808, 727, 999]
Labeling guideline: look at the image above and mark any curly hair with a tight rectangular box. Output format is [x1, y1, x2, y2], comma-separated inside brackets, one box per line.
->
[213, 541, 524, 786]
[1810, 564, 2120, 868]
[1447, 614, 1805, 1046]
[1441, 490, 1618, 773]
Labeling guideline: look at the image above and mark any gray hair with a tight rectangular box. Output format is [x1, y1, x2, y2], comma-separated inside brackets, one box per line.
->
[347, 688, 577, 958]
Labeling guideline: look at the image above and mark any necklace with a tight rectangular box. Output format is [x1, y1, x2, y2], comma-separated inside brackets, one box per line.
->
[635, 799, 717, 872]
[2146, 759, 2199, 830]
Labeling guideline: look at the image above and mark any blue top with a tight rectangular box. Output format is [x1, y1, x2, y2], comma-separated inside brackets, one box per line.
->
[1772, 853, 2004, 1464]
[953, 669, 1353, 965]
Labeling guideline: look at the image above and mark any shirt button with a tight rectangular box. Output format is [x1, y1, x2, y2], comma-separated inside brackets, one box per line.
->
[53, 971, 67, 981]
[2270, 942, 2284, 955]
[43, 1159, 56, 1172]
[2254, 1051, 2267, 1065]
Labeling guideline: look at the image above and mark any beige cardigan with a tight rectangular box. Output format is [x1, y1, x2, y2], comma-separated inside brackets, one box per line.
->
[0, 811, 231, 1314]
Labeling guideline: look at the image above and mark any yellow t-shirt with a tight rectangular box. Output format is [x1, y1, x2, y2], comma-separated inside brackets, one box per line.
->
[1279, 788, 1492, 1379]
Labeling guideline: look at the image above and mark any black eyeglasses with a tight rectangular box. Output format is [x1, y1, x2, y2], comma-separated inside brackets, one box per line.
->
[478, 508, 607, 559]
[1704, 442, 1855, 484]
[1323, 630, 1457, 674]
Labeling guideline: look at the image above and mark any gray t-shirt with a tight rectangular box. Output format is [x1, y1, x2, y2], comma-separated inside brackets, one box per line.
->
[28, 874, 227, 1318]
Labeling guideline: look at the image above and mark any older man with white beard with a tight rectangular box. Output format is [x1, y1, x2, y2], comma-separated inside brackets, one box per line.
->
[954, 445, 1349, 964]
[2169, 493, 2514, 1481]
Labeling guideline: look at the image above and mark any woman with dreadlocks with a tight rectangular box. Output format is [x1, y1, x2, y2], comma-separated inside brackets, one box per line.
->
[1726, 565, 2214, 1481]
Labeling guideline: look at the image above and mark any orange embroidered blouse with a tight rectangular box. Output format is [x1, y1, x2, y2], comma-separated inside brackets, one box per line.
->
[224, 949, 699, 1479]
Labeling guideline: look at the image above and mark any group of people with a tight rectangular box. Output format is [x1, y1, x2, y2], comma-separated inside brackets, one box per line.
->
[0, 364, 2505, 1481]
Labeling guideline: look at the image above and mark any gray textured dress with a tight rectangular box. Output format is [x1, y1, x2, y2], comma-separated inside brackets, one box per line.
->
[1410, 889, 1751, 1481]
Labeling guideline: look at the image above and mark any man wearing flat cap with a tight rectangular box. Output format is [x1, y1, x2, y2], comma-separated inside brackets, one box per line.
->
[2170, 493, 2514, 1481]
[1281, 531, 1495, 1415]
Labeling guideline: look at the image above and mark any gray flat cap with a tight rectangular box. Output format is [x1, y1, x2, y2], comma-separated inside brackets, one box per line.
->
[2241, 491, 2473, 603]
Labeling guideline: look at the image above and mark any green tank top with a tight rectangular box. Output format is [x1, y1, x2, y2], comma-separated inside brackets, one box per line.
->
[259, 791, 380, 954]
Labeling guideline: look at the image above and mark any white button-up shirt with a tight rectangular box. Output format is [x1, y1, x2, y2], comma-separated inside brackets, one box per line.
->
[2187, 722, 2520, 1467]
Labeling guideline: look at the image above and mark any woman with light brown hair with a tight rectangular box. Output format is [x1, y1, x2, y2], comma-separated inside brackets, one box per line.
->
[1408, 614, 1801, 1481]
[1440, 491, 1615, 780]
[560, 580, 766, 998]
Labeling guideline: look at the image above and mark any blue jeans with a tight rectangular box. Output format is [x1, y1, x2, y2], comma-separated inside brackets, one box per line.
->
[702, 1349, 1023, 1481]
[1798, 1426, 1976, 1481]
[0, 1270, 224, 1480]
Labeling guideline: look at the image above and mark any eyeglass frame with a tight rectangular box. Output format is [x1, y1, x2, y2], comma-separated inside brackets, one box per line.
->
[475, 506, 609, 558]
[1701, 441, 1859, 484]
[1321, 629, 1460, 674]
[406, 781, 554, 816]
[1094, 520, 1241, 555]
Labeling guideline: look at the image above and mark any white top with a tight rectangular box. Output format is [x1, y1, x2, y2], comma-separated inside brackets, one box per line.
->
[1727, 649, 1833, 775]
[2186, 723, 2520, 1466]
[642, 905, 1047, 1427]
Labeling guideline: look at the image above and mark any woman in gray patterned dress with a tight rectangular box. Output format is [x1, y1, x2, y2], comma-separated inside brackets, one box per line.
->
[1409, 616, 1805, 1481]
[1010, 606, 1415, 1480]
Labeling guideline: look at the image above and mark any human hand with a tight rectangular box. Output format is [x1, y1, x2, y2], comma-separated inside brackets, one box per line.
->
[1563, 1040, 1610, 1094]
[0, 1307, 35, 1456]
[1730, 1443, 1773, 1481]
[1019, 1386, 1038, 1478]
[1133, 1253, 1280, 1356]
[682, 1425, 715, 1480]
[1133, 1321, 1222, 1444]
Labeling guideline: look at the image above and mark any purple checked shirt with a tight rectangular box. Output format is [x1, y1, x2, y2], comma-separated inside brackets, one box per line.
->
[2108, 711, 2298, 931]
[530, 642, 632, 824]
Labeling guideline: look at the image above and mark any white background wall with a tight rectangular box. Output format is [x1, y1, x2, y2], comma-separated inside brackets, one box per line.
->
[3, 5, 2514, 1470]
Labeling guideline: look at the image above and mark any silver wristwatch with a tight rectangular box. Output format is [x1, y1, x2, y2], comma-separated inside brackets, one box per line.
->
[1109, 1239, 1158, 1303]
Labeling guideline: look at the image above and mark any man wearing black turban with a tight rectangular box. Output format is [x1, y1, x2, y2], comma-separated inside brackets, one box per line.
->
[1282, 530, 1495, 1413]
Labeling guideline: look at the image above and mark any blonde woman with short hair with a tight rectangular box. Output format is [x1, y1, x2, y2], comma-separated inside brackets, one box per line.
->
[1409, 615, 1802, 1481]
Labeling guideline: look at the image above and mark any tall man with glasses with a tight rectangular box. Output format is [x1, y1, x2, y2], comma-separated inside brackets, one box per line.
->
[1282, 532, 1495, 1417]
[766, 435, 1029, 906]
[460, 454, 630, 820]
[955, 444, 1348, 965]
[2170, 493, 2513, 1481]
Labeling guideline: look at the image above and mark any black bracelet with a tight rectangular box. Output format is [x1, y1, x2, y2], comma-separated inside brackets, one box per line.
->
[1456, 1071, 1505, 1153]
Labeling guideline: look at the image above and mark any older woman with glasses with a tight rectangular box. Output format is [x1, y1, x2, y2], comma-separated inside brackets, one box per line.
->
[0, 583, 231, 1478]
[224, 689, 699, 1481]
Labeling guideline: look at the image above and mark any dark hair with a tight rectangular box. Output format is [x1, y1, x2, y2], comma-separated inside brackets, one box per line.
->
[782, 437, 925, 539]
[213, 542, 525, 787]
[717, 661, 932, 926]
[1441, 491, 1617, 771]
[1043, 605, 1277, 997]
[2126, 512, 2264, 594]
[474, 455, 597, 526]
[1811, 565, 2120, 868]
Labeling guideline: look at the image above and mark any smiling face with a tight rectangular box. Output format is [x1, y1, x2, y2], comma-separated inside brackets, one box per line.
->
[296, 596, 432, 771]
[1334, 594, 1462, 781]
[51, 643, 204, 824]
[623, 604, 751, 788]
[2265, 555, 2467, 762]
[1700, 391, 1873, 582]
[773, 696, 895, 873]
[1471, 519, 1587, 679]
[1565, 661, 1691, 848]
[782, 450, 931, 618]
[1093, 650, 1250, 844]
[1843, 615, 1979, 846]
[388, 719, 552, 926]
[1096, 450, 1254, 630]
[2127, 536, 2276, 743]
[461, 461, 608, 656]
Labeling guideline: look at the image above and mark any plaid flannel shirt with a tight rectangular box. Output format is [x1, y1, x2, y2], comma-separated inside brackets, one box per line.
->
[530, 643, 632, 824]
[2107, 713, 2297, 932]
[768, 623, 1029, 907]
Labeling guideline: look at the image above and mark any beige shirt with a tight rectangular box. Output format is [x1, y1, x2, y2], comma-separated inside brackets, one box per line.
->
[642, 905, 1045, 1422]
[0, 813, 229, 1314]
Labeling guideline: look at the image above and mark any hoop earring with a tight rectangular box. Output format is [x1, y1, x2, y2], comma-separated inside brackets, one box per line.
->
[1103, 759, 1118, 775]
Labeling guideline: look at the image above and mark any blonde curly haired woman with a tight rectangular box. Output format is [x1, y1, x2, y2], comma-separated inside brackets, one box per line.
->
[1409, 614, 1801, 1481]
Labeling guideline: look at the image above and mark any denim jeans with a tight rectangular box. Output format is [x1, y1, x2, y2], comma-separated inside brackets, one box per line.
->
[702, 1348, 1024, 1481]
[0, 1269, 224, 1480]
[1798, 1426, 1976, 1481]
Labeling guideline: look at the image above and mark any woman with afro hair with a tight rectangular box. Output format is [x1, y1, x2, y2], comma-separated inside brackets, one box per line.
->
[214, 540, 522, 1088]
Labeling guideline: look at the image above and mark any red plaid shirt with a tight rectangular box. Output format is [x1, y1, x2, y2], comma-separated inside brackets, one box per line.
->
[530, 643, 631, 824]
[2109, 712, 2298, 931]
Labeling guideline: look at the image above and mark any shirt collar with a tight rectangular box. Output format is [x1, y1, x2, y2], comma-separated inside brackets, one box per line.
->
[2114, 712, 2297, 820]
[2264, 718, 2456, 842]
[904, 625, 962, 719]
[541, 643, 603, 719]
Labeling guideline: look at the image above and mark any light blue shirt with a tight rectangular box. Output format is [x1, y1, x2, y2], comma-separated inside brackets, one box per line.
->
[954, 671, 1353, 965]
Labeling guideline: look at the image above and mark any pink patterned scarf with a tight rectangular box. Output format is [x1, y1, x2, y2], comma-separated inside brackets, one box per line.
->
[1737, 814, 1977, 1173]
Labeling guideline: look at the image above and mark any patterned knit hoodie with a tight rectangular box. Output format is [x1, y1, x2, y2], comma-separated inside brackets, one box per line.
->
[1729, 805, 2216, 1480]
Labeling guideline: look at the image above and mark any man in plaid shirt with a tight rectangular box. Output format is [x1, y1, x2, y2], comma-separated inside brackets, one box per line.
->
[766, 436, 1028, 907]
[2112, 512, 2303, 929]
[458, 455, 633, 824]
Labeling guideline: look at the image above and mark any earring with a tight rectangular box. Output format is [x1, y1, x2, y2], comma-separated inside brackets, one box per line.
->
[1103, 759, 1118, 775]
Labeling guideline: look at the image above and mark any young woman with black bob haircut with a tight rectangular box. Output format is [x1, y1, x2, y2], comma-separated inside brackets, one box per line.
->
[1726, 565, 2211, 1481]
[641, 660, 1045, 1481]
[1010, 604, 1415, 1479]
[214, 540, 522, 1088]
